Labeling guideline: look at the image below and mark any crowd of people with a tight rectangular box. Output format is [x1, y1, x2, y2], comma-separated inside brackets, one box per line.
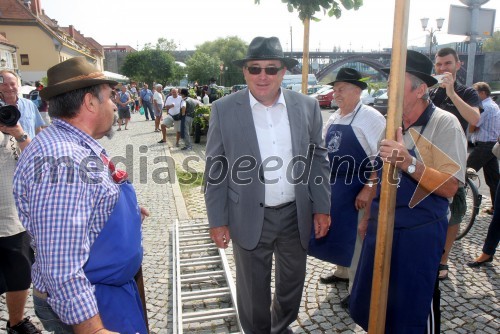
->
[0, 35, 498, 334]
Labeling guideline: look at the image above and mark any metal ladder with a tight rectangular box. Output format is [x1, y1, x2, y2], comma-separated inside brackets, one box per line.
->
[172, 219, 242, 333]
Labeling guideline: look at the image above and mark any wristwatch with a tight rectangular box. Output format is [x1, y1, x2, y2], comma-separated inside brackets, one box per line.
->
[366, 181, 375, 188]
[407, 156, 417, 174]
[15, 133, 28, 143]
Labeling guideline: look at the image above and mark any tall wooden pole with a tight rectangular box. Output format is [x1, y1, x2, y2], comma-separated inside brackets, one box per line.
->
[301, 17, 310, 95]
[367, 0, 410, 332]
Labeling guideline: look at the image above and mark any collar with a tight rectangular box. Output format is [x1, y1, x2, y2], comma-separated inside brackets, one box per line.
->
[249, 89, 286, 109]
[403, 102, 436, 132]
[52, 119, 106, 157]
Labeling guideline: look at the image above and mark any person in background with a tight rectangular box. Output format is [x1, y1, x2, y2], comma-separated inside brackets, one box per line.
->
[30, 81, 50, 127]
[140, 83, 154, 121]
[310, 67, 386, 311]
[13, 57, 149, 334]
[468, 82, 500, 214]
[159, 88, 182, 146]
[350, 50, 467, 334]
[430, 47, 481, 280]
[116, 85, 132, 131]
[204, 36, 331, 333]
[202, 90, 210, 105]
[130, 82, 140, 113]
[152, 84, 164, 133]
[179, 88, 200, 150]
[0, 69, 44, 334]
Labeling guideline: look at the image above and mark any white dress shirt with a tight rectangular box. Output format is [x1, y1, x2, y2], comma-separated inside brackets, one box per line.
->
[249, 90, 295, 206]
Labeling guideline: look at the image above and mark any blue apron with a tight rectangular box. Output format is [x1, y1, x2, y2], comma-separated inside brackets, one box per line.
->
[350, 148, 448, 333]
[83, 182, 147, 334]
[308, 106, 372, 266]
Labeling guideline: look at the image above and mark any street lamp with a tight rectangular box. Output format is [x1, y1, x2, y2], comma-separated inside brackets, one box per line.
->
[219, 63, 224, 87]
[420, 17, 445, 57]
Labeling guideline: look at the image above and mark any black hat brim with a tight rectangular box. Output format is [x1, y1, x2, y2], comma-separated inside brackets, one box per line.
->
[381, 68, 437, 87]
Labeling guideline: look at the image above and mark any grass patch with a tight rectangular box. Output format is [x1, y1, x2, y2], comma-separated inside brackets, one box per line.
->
[176, 168, 204, 191]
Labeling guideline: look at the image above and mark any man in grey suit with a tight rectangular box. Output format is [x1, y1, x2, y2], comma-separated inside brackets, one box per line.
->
[204, 36, 331, 334]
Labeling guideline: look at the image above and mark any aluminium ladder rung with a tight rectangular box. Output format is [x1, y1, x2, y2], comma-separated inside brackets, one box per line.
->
[181, 287, 230, 300]
[181, 270, 225, 280]
[182, 307, 237, 323]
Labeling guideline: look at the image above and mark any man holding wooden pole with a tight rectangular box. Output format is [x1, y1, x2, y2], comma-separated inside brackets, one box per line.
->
[349, 50, 467, 333]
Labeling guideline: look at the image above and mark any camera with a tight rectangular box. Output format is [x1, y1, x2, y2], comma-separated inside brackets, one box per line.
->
[0, 100, 21, 127]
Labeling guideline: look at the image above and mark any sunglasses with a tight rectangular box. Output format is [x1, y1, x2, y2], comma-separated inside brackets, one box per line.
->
[246, 66, 284, 75]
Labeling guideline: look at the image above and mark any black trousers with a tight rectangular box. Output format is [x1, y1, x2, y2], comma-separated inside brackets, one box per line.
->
[467, 142, 499, 207]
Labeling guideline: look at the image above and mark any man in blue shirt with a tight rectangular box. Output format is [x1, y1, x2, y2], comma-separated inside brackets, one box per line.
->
[139, 83, 154, 121]
[469, 82, 500, 214]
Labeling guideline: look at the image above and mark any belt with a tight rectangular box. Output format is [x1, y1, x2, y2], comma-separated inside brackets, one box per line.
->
[33, 288, 48, 300]
[475, 141, 495, 145]
[265, 201, 295, 210]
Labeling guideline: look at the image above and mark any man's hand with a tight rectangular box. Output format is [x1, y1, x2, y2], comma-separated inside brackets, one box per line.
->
[140, 207, 150, 223]
[355, 186, 372, 210]
[0, 123, 24, 138]
[379, 127, 412, 171]
[210, 226, 231, 249]
[313, 213, 330, 239]
[439, 72, 456, 98]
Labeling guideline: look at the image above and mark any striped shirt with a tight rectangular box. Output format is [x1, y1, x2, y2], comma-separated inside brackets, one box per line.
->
[13, 119, 120, 325]
[471, 97, 500, 143]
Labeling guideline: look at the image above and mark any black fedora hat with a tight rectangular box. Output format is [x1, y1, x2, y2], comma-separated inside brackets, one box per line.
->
[328, 67, 367, 90]
[233, 36, 298, 69]
[381, 50, 437, 87]
[41, 57, 117, 100]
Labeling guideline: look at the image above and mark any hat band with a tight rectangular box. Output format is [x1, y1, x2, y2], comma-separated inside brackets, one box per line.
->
[56, 71, 107, 85]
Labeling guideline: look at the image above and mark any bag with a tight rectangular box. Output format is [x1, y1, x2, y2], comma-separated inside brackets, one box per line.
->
[171, 113, 182, 121]
[139, 106, 145, 115]
[493, 142, 500, 159]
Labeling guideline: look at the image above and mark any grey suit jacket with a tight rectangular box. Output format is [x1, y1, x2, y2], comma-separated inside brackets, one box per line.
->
[204, 88, 331, 250]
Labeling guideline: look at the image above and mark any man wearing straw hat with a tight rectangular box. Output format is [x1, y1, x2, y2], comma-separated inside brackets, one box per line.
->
[13, 57, 149, 334]
[204, 36, 331, 333]
[350, 50, 467, 333]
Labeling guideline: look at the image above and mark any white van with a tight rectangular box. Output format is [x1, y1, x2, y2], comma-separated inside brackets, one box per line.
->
[282, 74, 317, 88]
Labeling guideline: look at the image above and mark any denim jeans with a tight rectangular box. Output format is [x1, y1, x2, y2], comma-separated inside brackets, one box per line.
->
[33, 294, 74, 334]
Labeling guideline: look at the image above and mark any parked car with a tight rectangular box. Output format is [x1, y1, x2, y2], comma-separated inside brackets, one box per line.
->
[361, 88, 387, 106]
[491, 91, 500, 107]
[309, 85, 332, 99]
[316, 88, 335, 109]
[232, 84, 247, 93]
[373, 92, 388, 115]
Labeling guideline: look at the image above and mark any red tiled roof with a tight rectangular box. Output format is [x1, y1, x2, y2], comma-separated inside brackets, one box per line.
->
[0, 0, 37, 20]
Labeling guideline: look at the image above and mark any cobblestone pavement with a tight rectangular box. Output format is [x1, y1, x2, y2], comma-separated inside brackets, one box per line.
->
[1, 113, 499, 333]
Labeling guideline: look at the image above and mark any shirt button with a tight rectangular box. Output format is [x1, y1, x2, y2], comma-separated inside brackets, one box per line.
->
[259, 203, 264, 207]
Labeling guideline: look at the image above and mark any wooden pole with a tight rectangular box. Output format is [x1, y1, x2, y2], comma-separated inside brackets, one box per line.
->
[301, 17, 310, 95]
[367, 0, 410, 332]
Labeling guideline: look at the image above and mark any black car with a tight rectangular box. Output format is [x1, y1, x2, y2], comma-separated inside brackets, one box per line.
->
[373, 92, 388, 116]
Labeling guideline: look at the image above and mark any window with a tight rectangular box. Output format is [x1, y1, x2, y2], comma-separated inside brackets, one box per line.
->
[20, 54, 29, 65]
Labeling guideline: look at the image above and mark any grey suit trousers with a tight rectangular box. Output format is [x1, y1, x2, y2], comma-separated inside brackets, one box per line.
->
[233, 202, 307, 334]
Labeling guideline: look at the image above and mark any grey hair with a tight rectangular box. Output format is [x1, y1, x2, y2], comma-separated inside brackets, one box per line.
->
[48, 84, 106, 119]
[408, 73, 429, 101]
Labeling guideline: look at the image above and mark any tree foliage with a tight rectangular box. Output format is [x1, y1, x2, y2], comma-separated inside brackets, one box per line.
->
[142, 38, 177, 52]
[186, 52, 221, 86]
[255, 0, 363, 21]
[483, 31, 500, 52]
[121, 49, 175, 86]
[196, 37, 248, 86]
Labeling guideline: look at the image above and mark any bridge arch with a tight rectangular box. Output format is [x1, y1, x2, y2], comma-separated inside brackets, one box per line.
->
[315, 56, 389, 82]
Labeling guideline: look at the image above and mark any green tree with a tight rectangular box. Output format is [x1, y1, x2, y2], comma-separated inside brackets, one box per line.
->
[186, 52, 221, 86]
[255, 0, 363, 92]
[156, 38, 177, 52]
[483, 31, 500, 52]
[196, 36, 248, 86]
[121, 49, 175, 86]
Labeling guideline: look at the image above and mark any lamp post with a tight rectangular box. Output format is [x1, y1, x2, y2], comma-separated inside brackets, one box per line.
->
[219, 63, 224, 87]
[420, 17, 445, 57]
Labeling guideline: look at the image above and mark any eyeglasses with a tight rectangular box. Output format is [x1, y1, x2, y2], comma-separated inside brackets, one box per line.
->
[246, 66, 284, 75]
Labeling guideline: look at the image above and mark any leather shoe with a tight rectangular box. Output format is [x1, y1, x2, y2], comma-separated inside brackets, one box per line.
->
[467, 256, 493, 268]
[340, 294, 350, 309]
[320, 274, 349, 284]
